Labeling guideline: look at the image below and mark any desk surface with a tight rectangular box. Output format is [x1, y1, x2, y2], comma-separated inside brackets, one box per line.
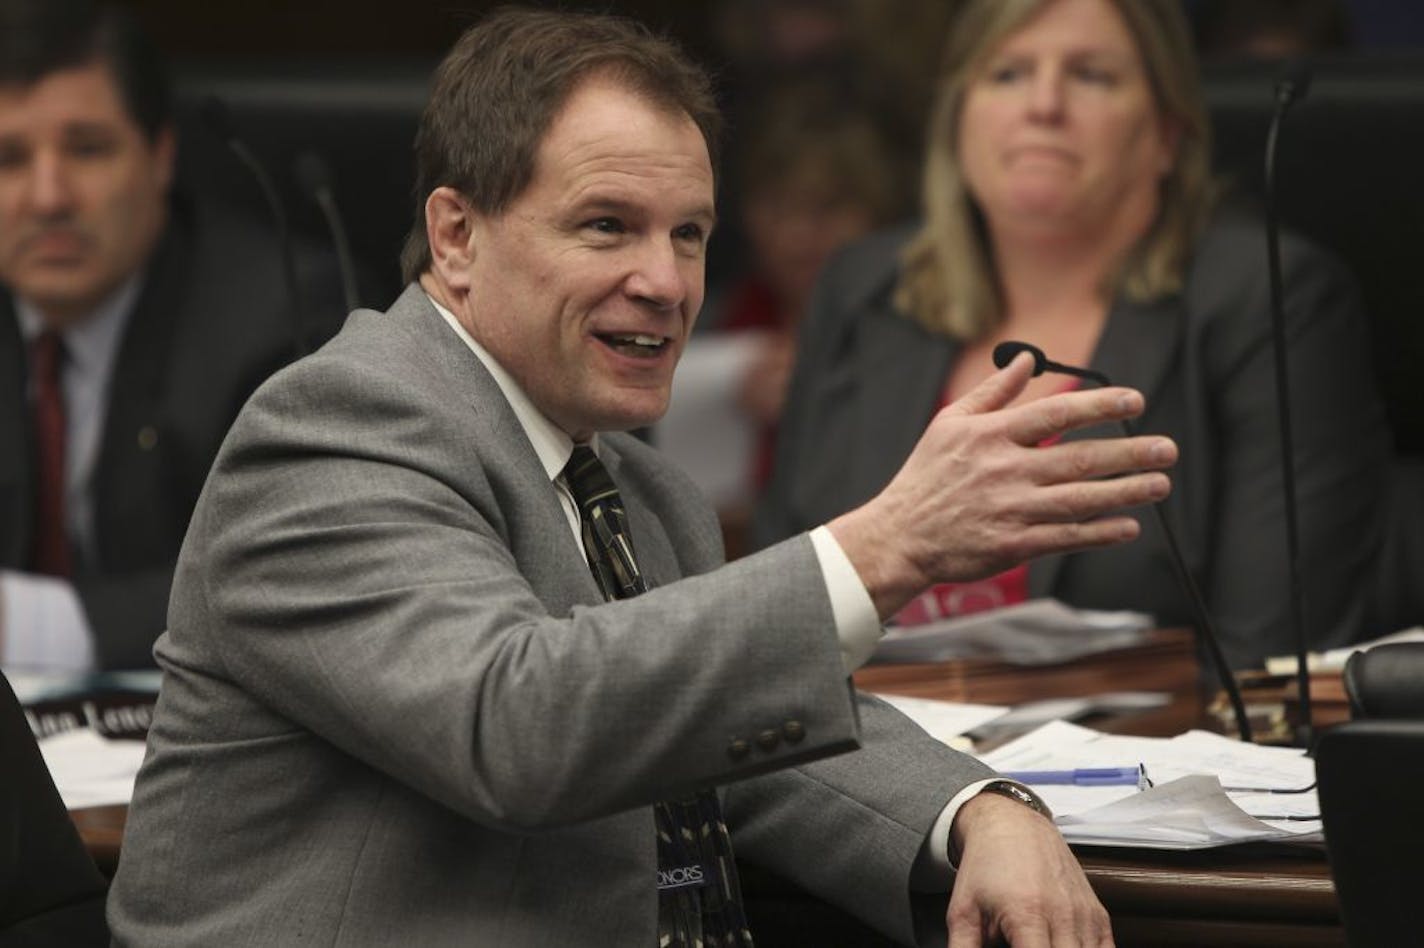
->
[72, 631, 1343, 947]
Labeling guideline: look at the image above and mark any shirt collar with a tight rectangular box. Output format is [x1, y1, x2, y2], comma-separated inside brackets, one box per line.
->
[426, 292, 594, 482]
[15, 273, 144, 375]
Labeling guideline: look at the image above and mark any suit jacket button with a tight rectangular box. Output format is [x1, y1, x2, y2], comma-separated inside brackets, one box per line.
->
[727, 739, 750, 761]
[782, 720, 806, 744]
[137, 426, 159, 451]
[756, 729, 780, 752]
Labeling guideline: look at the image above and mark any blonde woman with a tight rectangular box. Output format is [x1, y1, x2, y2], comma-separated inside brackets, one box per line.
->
[755, 0, 1389, 670]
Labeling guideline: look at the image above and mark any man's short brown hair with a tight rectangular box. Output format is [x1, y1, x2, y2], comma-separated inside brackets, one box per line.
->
[399, 6, 722, 283]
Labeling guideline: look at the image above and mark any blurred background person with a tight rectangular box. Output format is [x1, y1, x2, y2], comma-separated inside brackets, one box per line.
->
[0, 0, 346, 674]
[753, 0, 1390, 670]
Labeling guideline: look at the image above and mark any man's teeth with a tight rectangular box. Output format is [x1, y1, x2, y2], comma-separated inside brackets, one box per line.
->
[608, 334, 664, 348]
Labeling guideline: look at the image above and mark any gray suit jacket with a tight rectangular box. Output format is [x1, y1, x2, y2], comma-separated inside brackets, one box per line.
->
[108, 285, 987, 946]
[754, 207, 1392, 669]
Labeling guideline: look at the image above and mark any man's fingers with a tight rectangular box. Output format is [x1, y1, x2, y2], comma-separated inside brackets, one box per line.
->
[1020, 473, 1172, 524]
[1006, 387, 1145, 446]
[1033, 437, 1178, 485]
[944, 906, 984, 948]
[1009, 516, 1143, 561]
[945, 351, 1036, 417]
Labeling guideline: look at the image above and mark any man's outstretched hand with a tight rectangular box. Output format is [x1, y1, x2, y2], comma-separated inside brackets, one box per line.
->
[829, 351, 1177, 620]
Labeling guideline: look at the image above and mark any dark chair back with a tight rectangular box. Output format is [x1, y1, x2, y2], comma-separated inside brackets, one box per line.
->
[1202, 55, 1424, 458]
[1342, 642, 1424, 719]
[1316, 720, 1424, 948]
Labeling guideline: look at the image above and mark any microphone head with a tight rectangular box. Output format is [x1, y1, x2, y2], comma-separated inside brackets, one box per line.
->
[1276, 59, 1313, 107]
[294, 150, 334, 198]
[199, 95, 238, 145]
[992, 340, 1047, 375]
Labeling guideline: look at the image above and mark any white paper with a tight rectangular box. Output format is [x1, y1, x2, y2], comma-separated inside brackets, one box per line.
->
[39, 727, 147, 810]
[1264, 625, 1424, 675]
[976, 720, 1321, 849]
[656, 334, 763, 510]
[871, 598, 1153, 665]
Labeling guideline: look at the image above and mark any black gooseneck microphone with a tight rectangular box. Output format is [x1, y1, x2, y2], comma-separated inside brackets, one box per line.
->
[992, 340, 1254, 743]
[200, 96, 309, 359]
[1265, 60, 1314, 749]
[294, 151, 361, 314]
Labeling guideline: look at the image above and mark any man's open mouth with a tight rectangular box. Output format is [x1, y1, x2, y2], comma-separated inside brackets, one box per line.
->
[597, 333, 669, 357]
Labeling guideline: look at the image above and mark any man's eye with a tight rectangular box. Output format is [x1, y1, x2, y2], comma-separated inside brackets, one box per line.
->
[587, 217, 625, 234]
[673, 223, 705, 244]
[0, 145, 27, 169]
[66, 138, 117, 159]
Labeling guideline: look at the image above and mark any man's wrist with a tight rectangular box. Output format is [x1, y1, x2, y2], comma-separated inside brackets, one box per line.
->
[948, 780, 1053, 866]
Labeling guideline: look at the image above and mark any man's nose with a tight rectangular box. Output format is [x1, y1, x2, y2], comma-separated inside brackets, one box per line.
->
[28, 151, 76, 215]
[625, 239, 688, 310]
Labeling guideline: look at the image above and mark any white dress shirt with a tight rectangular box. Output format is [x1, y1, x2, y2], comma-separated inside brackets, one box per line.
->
[2, 276, 142, 672]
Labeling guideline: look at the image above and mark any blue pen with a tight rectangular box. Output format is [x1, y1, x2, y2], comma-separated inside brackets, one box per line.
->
[1001, 765, 1150, 789]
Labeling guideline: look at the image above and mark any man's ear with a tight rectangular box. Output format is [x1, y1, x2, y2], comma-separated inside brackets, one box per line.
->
[425, 186, 479, 291]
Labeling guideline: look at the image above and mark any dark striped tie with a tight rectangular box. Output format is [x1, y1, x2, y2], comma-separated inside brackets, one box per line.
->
[562, 445, 753, 948]
[29, 331, 72, 577]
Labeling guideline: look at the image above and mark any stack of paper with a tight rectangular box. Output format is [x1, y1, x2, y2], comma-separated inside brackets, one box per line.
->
[39, 727, 148, 810]
[871, 599, 1153, 665]
[978, 720, 1320, 849]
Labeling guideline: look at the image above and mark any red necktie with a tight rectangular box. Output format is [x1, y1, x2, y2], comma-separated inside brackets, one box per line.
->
[29, 330, 72, 577]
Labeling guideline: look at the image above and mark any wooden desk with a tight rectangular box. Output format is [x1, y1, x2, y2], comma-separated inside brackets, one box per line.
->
[71, 632, 1343, 946]
[852, 630, 1344, 947]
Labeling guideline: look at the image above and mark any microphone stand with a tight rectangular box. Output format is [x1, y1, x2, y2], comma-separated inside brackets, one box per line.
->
[1265, 64, 1314, 749]
[295, 151, 361, 314]
[991, 342, 1255, 742]
[201, 97, 310, 360]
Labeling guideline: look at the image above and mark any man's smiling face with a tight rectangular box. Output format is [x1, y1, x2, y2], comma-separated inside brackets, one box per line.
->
[457, 73, 715, 441]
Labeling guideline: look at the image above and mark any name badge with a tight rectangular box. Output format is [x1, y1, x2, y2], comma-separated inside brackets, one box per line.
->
[657, 863, 713, 891]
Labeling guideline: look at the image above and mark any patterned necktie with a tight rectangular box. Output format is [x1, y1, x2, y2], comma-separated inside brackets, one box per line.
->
[29, 331, 71, 577]
[562, 445, 753, 948]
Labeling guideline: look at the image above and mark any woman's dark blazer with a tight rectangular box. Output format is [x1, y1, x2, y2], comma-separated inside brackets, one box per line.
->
[753, 206, 1392, 670]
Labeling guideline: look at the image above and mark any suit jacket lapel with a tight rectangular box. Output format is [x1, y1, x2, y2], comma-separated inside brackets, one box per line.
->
[1029, 291, 1184, 597]
[0, 297, 29, 567]
[91, 210, 190, 566]
[396, 286, 607, 610]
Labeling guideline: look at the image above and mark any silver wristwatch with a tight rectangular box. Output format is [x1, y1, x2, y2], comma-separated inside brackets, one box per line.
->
[979, 779, 1053, 819]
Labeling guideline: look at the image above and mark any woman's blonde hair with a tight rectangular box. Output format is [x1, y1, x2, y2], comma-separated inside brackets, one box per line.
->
[894, 0, 1216, 339]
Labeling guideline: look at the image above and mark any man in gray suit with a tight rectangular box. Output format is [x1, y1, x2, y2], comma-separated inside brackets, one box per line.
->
[109, 9, 1177, 946]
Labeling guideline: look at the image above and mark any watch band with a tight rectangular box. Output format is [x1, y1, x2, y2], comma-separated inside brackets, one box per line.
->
[980, 779, 1053, 819]
[948, 780, 1054, 868]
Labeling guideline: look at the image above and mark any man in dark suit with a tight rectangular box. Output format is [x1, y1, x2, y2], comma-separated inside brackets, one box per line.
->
[0, 0, 332, 671]
[0, 670, 108, 944]
[111, 9, 1176, 945]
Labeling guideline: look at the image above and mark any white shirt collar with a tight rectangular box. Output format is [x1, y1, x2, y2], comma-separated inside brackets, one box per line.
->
[426, 293, 593, 482]
[15, 273, 143, 374]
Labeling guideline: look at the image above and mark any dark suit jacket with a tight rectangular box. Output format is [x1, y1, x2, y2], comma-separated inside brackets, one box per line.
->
[755, 207, 1392, 669]
[109, 286, 987, 946]
[0, 195, 343, 669]
[0, 672, 108, 946]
